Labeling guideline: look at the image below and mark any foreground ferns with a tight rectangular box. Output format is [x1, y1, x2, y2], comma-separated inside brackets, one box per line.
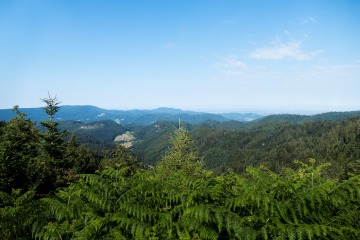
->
[35, 161, 360, 239]
[223, 160, 360, 239]
[0, 189, 38, 240]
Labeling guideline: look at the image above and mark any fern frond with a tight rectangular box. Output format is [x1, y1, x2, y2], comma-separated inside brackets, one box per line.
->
[197, 225, 219, 240]
[0, 191, 13, 205]
[35, 221, 71, 240]
[14, 189, 35, 206]
[234, 226, 257, 240]
[183, 204, 212, 223]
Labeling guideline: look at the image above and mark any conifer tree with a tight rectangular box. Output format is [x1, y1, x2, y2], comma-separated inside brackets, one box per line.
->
[157, 127, 208, 178]
[40, 94, 67, 163]
[0, 106, 41, 192]
[37, 94, 70, 193]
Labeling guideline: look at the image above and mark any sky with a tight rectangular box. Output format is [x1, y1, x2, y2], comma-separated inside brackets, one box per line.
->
[1, 0, 360, 114]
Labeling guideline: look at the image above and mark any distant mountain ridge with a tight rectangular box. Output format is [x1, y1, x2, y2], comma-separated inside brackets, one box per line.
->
[0, 105, 262, 125]
[2, 105, 360, 126]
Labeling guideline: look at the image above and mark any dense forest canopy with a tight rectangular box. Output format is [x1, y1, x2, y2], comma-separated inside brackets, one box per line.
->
[1, 98, 360, 239]
[131, 116, 360, 178]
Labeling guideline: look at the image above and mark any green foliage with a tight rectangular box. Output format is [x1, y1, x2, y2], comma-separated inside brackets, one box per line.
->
[0, 121, 6, 135]
[0, 188, 39, 240]
[192, 117, 360, 176]
[0, 106, 41, 192]
[37, 95, 98, 194]
[65, 134, 98, 174]
[157, 127, 208, 178]
[0, 97, 99, 196]
[131, 117, 360, 178]
[131, 121, 179, 165]
[100, 144, 139, 173]
[40, 94, 67, 163]
[34, 156, 360, 239]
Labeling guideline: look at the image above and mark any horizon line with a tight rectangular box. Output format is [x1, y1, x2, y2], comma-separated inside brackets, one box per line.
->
[1, 104, 360, 116]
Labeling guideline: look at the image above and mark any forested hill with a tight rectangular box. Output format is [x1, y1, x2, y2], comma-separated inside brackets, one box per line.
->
[131, 115, 360, 178]
[58, 120, 127, 152]
[250, 110, 360, 125]
[0, 105, 261, 125]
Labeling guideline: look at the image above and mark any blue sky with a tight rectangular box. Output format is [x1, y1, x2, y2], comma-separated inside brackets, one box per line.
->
[1, 0, 359, 113]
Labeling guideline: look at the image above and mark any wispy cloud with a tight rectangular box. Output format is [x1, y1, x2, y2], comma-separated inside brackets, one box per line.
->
[249, 41, 321, 60]
[300, 16, 317, 25]
[214, 56, 247, 76]
[290, 16, 317, 26]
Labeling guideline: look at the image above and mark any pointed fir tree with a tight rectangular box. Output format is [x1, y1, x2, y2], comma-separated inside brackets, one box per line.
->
[156, 127, 208, 178]
[40, 94, 67, 164]
[38, 94, 71, 193]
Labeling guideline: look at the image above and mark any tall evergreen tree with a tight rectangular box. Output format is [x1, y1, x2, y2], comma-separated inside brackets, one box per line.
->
[40, 94, 67, 163]
[38, 95, 100, 193]
[37, 95, 70, 193]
